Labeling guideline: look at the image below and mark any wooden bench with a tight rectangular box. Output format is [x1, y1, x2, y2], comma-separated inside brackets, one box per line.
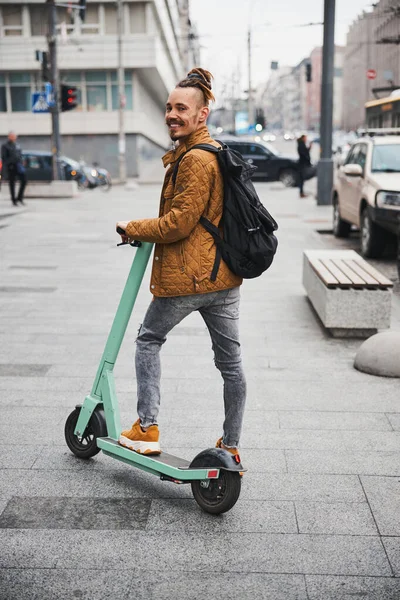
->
[303, 249, 393, 338]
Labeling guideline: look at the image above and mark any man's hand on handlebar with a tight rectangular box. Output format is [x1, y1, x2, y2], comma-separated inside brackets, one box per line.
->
[116, 221, 130, 244]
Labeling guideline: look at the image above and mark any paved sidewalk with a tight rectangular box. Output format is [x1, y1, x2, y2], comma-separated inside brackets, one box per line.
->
[1, 182, 400, 600]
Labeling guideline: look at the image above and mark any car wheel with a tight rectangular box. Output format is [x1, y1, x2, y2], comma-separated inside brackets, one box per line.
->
[279, 169, 298, 188]
[360, 207, 386, 258]
[333, 196, 351, 238]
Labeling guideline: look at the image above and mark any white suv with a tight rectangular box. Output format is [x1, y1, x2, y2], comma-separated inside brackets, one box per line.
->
[332, 134, 400, 257]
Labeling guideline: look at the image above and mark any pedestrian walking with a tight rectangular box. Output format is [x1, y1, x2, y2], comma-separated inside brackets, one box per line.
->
[116, 67, 246, 459]
[1, 131, 27, 206]
[297, 134, 314, 198]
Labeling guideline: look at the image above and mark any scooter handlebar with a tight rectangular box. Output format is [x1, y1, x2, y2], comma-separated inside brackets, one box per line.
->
[116, 226, 142, 247]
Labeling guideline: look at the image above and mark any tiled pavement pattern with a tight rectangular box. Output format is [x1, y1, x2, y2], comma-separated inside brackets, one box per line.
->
[0, 182, 400, 600]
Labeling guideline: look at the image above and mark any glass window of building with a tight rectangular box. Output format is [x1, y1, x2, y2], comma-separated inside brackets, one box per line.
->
[111, 71, 133, 110]
[86, 71, 107, 111]
[2, 5, 23, 36]
[30, 6, 48, 36]
[0, 75, 6, 112]
[82, 3, 100, 34]
[129, 2, 146, 33]
[10, 73, 31, 112]
[104, 4, 117, 34]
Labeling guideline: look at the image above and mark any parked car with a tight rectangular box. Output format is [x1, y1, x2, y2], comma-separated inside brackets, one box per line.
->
[218, 136, 301, 187]
[332, 133, 400, 257]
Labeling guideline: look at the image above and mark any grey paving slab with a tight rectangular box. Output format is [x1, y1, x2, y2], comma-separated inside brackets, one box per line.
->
[386, 413, 400, 431]
[0, 467, 192, 501]
[0, 497, 151, 530]
[286, 450, 400, 476]
[240, 473, 364, 502]
[0, 568, 134, 600]
[146, 499, 298, 533]
[0, 530, 391, 575]
[279, 411, 392, 431]
[382, 537, 400, 576]
[0, 407, 68, 445]
[0, 445, 44, 469]
[0, 363, 52, 377]
[306, 575, 400, 600]
[132, 572, 308, 600]
[0, 376, 87, 391]
[361, 476, 400, 535]
[295, 501, 378, 535]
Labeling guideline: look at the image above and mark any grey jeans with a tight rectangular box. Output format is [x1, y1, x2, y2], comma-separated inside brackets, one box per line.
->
[135, 287, 246, 447]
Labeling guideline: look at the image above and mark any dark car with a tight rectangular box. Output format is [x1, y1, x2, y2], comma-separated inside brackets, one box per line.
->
[218, 136, 300, 187]
[20, 151, 84, 182]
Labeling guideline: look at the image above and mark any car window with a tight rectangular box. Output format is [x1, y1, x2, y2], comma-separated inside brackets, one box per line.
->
[40, 155, 52, 169]
[371, 144, 400, 173]
[247, 144, 267, 156]
[355, 144, 367, 171]
[344, 145, 359, 165]
[25, 155, 41, 169]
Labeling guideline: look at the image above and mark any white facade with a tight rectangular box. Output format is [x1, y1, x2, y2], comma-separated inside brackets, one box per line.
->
[0, 0, 196, 176]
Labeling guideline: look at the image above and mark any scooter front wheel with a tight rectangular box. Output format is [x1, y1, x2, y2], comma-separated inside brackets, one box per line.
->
[65, 407, 107, 459]
[191, 470, 241, 515]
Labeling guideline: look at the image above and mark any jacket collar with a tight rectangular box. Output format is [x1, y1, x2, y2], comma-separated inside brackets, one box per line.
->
[162, 126, 214, 168]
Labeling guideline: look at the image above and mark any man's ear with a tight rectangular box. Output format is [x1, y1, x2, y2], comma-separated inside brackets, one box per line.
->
[199, 106, 210, 123]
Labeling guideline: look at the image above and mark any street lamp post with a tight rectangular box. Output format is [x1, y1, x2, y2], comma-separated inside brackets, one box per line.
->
[117, 0, 126, 184]
[317, 0, 336, 206]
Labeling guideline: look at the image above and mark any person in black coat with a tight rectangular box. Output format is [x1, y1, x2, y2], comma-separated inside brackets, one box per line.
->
[297, 134, 312, 198]
[1, 132, 27, 206]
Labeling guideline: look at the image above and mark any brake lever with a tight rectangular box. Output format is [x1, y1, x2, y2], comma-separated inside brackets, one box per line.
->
[116, 226, 142, 247]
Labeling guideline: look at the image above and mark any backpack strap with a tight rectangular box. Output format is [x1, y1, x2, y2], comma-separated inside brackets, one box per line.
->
[171, 143, 223, 282]
[171, 143, 220, 185]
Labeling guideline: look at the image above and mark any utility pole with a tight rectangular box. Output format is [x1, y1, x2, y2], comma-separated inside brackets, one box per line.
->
[317, 0, 335, 206]
[117, 0, 126, 184]
[247, 28, 254, 129]
[47, 0, 61, 180]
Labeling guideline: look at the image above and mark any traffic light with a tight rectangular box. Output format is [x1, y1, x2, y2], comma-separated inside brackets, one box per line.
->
[61, 84, 78, 112]
[79, 0, 86, 22]
[255, 109, 266, 130]
[306, 62, 312, 82]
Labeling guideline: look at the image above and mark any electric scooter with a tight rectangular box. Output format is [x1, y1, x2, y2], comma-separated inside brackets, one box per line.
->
[64, 232, 245, 514]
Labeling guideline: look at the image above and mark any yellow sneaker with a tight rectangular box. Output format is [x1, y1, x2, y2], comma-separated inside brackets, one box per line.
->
[119, 419, 161, 455]
[216, 437, 241, 460]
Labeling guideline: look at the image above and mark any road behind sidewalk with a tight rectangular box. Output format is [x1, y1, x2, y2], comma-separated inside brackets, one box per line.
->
[1, 183, 400, 600]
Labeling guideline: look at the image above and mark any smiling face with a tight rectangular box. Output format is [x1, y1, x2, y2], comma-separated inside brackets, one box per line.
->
[165, 87, 209, 142]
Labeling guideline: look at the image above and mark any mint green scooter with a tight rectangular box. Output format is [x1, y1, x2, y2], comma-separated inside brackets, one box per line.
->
[64, 233, 244, 514]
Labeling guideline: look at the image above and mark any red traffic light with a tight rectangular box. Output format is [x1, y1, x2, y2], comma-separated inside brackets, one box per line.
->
[61, 83, 78, 112]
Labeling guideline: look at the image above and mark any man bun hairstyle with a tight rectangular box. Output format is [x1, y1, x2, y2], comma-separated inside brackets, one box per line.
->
[176, 68, 215, 106]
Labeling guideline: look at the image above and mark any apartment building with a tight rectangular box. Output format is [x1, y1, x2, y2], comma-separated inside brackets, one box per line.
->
[343, 0, 400, 131]
[0, 0, 198, 177]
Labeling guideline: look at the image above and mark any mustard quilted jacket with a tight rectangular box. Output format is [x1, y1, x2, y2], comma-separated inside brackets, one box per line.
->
[125, 126, 242, 297]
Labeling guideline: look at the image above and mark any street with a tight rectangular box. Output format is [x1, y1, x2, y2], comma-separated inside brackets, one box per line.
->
[1, 181, 400, 599]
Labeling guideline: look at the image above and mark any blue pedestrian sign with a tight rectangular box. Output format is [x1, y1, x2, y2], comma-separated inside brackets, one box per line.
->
[31, 92, 50, 113]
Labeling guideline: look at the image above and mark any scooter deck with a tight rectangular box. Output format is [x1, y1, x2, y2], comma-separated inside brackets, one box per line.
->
[97, 437, 219, 481]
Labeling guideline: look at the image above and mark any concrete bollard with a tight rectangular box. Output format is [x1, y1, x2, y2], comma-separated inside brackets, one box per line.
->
[354, 331, 400, 378]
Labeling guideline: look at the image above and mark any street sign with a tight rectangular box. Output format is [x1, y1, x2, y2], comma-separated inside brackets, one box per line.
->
[367, 69, 377, 80]
[44, 82, 54, 106]
[31, 92, 50, 113]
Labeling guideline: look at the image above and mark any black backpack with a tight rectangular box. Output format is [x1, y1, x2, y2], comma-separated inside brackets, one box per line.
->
[172, 141, 278, 280]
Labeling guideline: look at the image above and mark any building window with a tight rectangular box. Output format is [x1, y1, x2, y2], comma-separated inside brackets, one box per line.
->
[86, 71, 107, 110]
[129, 2, 146, 33]
[111, 72, 133, 110]
[104, 5, 117, 34]
[30, 6, 48, 36]
[1, 5, 23, 36]
[81, 3, 100, 34]
[10, 73, 31, 112]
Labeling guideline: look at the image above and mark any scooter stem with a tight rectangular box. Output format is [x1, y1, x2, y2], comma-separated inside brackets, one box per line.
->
[91, 241, 153, 398]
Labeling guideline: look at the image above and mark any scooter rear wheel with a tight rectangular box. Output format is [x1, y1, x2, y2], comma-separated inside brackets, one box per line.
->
[191, 470, 241, 515]
[65, 407, 107, 459]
